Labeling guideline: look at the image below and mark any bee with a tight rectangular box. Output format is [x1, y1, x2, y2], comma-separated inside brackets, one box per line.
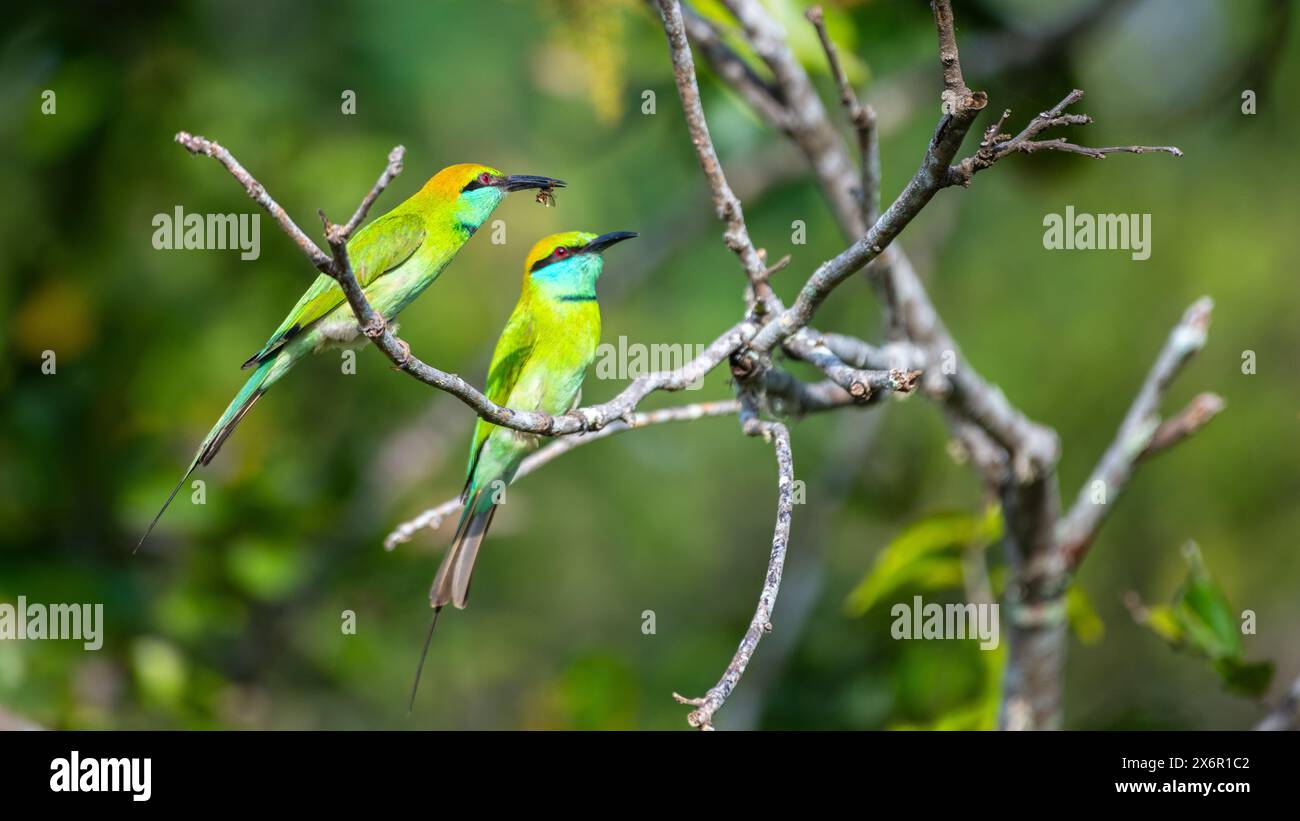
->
[535, 186, 557, 208]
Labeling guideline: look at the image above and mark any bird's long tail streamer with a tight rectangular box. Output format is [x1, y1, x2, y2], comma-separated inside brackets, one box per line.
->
[136, 357, 277, 552]
[408, 606, 444, 715]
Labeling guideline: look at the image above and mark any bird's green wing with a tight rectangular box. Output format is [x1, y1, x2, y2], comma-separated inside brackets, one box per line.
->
[241, 212, 426, 368]
[464, 309, 535, 489]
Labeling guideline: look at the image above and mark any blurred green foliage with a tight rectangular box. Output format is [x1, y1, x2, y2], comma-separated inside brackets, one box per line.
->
[0, 0, 1296, 729]
[1134, 542, 1275, 697]
[844, 505, 1002, 617]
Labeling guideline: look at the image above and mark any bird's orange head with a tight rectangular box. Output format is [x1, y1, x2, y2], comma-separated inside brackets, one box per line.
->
[418, 164, 567, 231]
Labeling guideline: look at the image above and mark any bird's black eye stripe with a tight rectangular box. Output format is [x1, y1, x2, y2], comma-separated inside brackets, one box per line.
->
[463, 171, 496, 192]
[530, 246, 584, 272]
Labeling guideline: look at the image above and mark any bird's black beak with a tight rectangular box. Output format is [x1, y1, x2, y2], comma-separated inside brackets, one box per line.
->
[499, 174, 567, 192]
[584, 231, 639, 254]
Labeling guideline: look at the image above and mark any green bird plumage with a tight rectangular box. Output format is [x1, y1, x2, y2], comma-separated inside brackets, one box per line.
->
[139, 163, 565, 550]
[430, 230, 638, 610]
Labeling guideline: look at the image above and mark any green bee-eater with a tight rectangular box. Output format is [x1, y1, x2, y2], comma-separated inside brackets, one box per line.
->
[139, 163, 565, 549]
[408, 229, 636, 709]
[432, 229, 638, 609]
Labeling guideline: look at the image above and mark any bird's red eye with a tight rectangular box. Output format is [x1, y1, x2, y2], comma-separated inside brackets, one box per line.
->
[554, 247, 570, 259]
[478, 172, 492, 185]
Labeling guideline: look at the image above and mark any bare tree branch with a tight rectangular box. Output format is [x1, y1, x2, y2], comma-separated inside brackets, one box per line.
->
[931, 0, 974, 107]
[719, 0, 868, 239]
[1141, 392, 1225, 459]
[380, 363, 879, 554]
[652, 4, 924, 729]
[734, 0, 1060, 479]
[342, 145, 406, 237]
[1257, 674, 1300, 731]
[1057, 298, 1218, 567]
[745, 1, 988, 354]
[384, 399, 742, 550]
[674, 408, 793, 729]
[677, 3, 789, 129]
[1001, 299, 1217, 730]
[805, 5, 879, 224]
[782, 329, 920, 401]
[948, 89, 1183, 187]
[674, 0, 1195, 732]
[657, 0, 772, 309]
[175, 131, 333, 272]
[681, 0, 910, 341]
[761, 370, 851, 415]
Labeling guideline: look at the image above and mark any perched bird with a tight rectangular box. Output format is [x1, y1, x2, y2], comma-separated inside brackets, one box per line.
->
[409, 229, 637, 708]
[431, 230, 637, 610]
[139, 164, 565, 550]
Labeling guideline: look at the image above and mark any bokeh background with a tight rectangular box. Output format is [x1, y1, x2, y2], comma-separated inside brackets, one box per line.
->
[1, 0, 1296, 730]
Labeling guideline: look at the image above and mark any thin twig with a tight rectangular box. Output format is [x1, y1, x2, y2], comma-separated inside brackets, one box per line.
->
[745, 0, 988, 354]
[721, 0, 867, 238]
[932, 0, 971, 104]
[1057, 298, 1217, 567]
[673, 412, 794, 729]
[949, 89, 1182, 187]
[805, 5, 880, 224]
[747, 103, 986, 353]
[820, 334, 926, 372]
[1140, 392, 1224, 459]
[175, 131, 332, 272]
[677, 3, 789, 128]
[783, 328, 920, 401]
[383, 399, 741, 550]
[342, 145, 406, 238]
[656, 0, 773, 310]
[762, 370, 855, 416]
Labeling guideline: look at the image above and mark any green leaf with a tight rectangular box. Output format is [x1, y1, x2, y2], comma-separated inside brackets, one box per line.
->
[1135, 543, 1274, 699]
[1172, 543, 1241, 660]
[1066, 586, 1105, 645]
[1142, 604, 1184, 645]
[1213, 657, 1275, 698]
[892, 701, 990, 731]
[845, 556, 966, 616]
[844, 506, 1002, 616]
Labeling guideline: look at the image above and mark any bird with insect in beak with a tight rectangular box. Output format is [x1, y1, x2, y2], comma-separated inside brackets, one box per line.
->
[410, 229, 638, 705]
[138, 164, 565, 551]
